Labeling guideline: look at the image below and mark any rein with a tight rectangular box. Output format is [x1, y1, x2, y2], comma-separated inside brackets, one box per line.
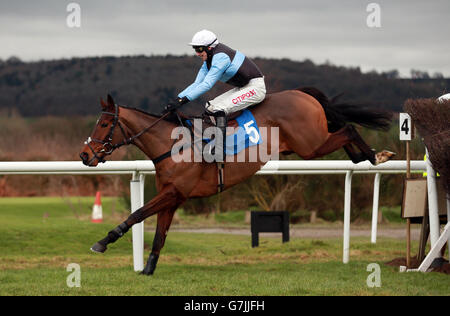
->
[85, 104, 172, 165]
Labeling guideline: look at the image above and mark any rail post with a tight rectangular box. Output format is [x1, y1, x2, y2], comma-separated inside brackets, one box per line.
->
[130, 172, 144, 271]
[425, 148, 440, 249]
[139, 173, 146, 207]
[447, 194, 450, 256]
[343, 170, 353, 263]
[371, 173, 381, 244]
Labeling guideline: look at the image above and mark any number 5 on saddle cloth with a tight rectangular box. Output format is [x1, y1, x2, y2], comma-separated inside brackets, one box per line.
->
[183, 109, 262, 192]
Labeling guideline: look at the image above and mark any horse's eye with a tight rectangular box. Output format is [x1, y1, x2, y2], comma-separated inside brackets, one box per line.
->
[101, 123, 108, 128]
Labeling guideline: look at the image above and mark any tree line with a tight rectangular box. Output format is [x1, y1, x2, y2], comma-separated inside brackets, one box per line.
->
[0, 55, 448, 117]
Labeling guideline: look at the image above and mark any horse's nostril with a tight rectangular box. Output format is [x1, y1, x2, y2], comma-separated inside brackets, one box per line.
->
[80, 152, 89, 163]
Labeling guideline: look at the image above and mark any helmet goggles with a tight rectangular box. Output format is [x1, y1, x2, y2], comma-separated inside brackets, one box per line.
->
[192, 38, 217, 53]
[193, 46, 206, 53]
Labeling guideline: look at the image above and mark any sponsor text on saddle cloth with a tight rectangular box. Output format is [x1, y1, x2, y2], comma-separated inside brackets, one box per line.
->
[188, 109, 262, 155]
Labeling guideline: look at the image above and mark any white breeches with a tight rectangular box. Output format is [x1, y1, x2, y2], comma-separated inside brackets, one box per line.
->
[205, 77, 266, 115]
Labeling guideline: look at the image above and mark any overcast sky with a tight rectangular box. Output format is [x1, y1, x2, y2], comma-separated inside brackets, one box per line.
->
[1, 0, 449, 77]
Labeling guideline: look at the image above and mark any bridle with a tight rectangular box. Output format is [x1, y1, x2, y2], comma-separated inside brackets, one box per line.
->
[84, 103, 170, 165]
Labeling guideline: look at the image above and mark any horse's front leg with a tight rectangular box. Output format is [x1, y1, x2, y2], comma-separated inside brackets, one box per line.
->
[141, 208, 177, 275]
[91, 184, 185, 253]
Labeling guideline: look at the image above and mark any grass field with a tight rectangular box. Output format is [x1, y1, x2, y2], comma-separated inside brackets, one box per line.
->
[0, 197, 448, 296]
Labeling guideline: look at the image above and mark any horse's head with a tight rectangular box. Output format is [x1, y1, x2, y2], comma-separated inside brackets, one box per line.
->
[80, 95, 127, 166]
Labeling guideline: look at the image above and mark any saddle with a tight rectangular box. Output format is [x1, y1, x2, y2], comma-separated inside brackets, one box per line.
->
[153, 101, 264, 193]
[190, 111, 241, 139]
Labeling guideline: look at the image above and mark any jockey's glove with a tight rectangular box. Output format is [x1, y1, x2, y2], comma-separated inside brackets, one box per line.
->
[165, 96, 189, 112]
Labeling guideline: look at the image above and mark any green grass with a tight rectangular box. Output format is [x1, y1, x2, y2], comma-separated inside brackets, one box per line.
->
[381, 206, 403, 223]
[0, 197, 448, 296]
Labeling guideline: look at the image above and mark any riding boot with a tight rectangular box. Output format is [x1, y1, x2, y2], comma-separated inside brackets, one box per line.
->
[214, 111, 227, 163]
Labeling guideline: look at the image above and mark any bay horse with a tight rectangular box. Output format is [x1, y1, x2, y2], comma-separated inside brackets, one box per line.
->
[79, 87, 394, 275]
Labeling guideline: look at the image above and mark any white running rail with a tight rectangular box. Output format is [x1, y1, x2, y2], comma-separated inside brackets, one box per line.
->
[0, 160, 427, 271]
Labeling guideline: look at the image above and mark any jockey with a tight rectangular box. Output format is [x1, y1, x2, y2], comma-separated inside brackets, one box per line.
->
[166, 29, 266, 162]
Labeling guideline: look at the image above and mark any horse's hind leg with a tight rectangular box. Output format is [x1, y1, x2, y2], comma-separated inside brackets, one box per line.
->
[344, 125, 396, 165]
[344, 125, 377, 164]
[302, 125, 359, 160]
[141, 208, 176, 275]
[301, 124, 386, 165]
[343, 144, 368, 164]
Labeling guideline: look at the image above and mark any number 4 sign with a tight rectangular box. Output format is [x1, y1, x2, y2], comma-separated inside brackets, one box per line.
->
[399, 113, 413, 141]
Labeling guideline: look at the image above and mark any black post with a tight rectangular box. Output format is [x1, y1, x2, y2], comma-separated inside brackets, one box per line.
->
[282, 211, 290, 243]
[250, 211, 290, 248]
[252, 230, 259, 248]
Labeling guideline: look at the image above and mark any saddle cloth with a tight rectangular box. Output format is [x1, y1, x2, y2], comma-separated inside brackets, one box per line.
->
[186, 109, 262, 155]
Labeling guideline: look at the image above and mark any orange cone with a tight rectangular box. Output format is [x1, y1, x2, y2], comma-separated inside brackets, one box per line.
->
[91, 191, 103, 223]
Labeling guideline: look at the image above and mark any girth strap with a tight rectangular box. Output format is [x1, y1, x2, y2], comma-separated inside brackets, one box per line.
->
[217, 163, 225, 193]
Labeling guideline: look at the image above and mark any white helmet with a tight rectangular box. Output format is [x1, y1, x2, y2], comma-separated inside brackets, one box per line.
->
[189, 30, 219, 47]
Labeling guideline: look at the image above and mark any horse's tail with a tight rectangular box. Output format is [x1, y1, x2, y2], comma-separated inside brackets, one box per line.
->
[298, 87, 392, 132]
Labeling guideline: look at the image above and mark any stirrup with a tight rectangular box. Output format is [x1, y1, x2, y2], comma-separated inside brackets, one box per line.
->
[214, 111, 227, 163]
[206, 109, 226, 117]
[215, 111, 226, 192]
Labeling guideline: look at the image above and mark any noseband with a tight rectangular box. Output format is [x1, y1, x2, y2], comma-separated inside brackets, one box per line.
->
[84, 104, 170, 165]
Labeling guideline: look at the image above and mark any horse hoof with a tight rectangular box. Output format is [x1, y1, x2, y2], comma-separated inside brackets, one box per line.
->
[90, 242, 107, 253]
[375, 150, 396, 165]
[140, 268, 153, 276]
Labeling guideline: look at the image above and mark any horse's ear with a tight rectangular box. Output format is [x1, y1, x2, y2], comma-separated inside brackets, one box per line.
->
[107, 94, 115, 107]
[100, 97, 108, 109]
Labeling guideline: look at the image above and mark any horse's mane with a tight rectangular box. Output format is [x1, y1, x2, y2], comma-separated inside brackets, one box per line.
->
[119, 104, 183, 124]
[119, 105, 159, 118]
[119, 102, 208, 124]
